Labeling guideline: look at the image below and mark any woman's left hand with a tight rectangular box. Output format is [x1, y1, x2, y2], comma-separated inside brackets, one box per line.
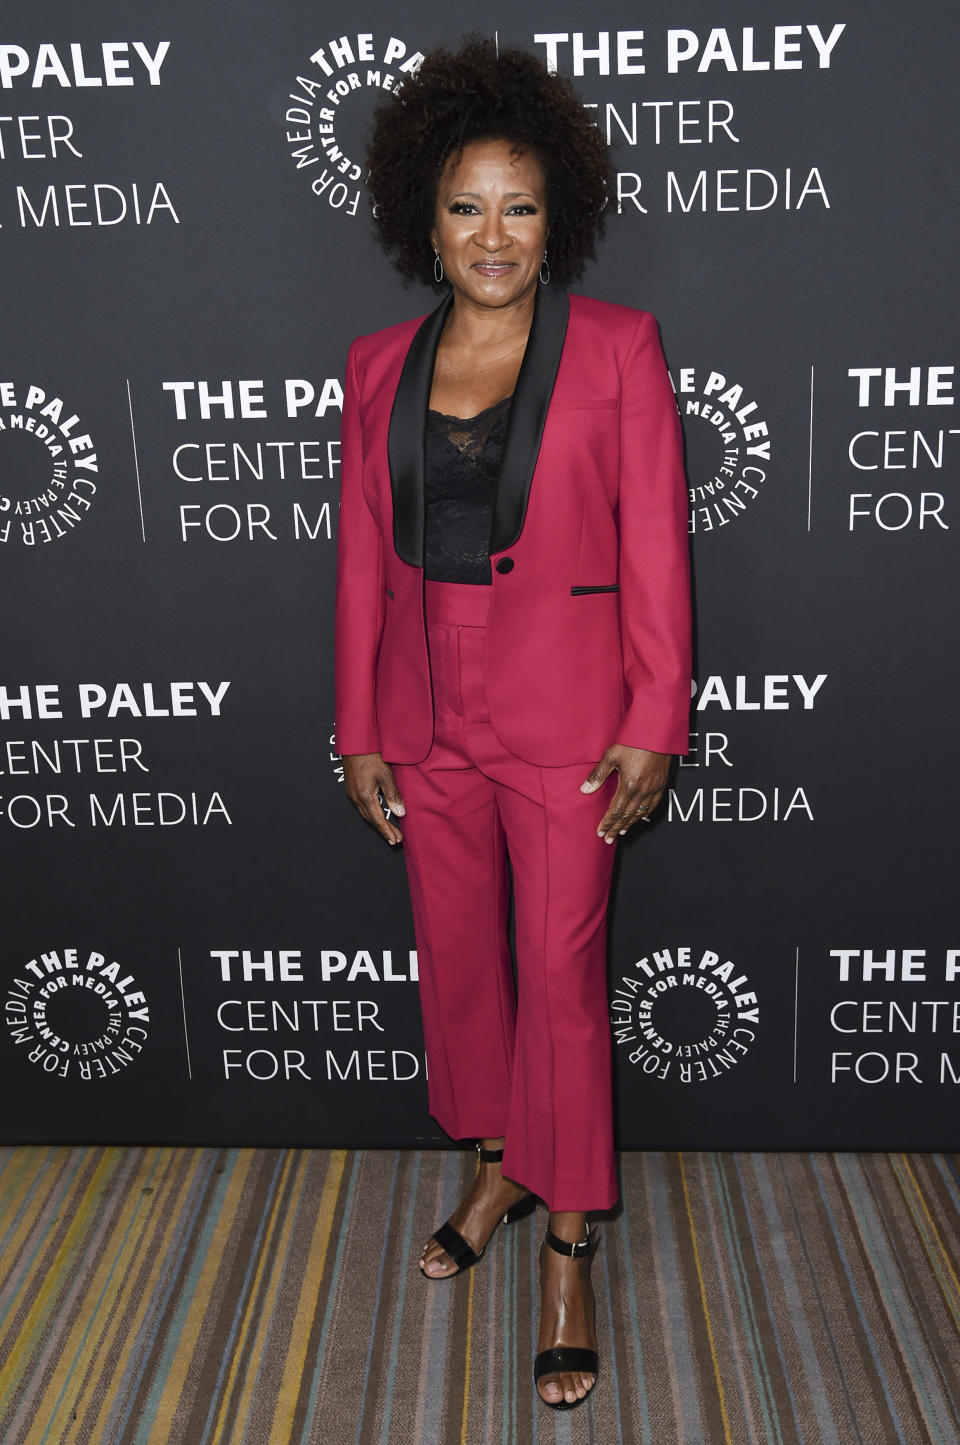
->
[580, 745, 672, 842]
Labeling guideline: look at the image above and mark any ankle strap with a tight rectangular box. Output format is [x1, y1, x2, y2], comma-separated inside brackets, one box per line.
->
[544, 1224, 591, 1258]
[476, 1143, 504, 1164]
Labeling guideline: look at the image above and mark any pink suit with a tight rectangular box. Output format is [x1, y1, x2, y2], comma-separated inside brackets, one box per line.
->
[335, 287, 691, 1209]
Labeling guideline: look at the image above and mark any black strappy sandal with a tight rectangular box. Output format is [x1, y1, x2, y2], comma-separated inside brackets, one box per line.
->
[419, 1143, 535, 1280]
[533, 1224, 599, 1409]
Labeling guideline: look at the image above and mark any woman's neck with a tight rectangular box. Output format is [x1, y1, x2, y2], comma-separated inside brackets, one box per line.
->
[441, 286, 537, 357]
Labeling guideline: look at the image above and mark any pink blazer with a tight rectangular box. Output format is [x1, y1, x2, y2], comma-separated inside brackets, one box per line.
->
[334, 286, 692, 767]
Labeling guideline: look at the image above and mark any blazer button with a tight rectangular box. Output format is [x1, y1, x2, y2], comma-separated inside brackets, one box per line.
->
[495, 557, 514, 574]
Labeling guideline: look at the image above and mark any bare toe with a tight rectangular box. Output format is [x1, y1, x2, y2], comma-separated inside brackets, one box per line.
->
[538, 1376, 563, 1404]
[419, 1240, 455, 1277]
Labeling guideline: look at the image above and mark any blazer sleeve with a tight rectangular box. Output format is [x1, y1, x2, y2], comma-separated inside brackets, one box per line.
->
[615, 312, 692, 755]
[334, 339, 385, 756]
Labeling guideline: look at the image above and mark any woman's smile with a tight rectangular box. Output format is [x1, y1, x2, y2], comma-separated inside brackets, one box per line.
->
[472, 260, 517, 276]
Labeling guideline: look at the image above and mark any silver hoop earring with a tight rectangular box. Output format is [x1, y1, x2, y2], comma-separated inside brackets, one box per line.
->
[539, 251, 550, 285]
[433, 250, 444, 284]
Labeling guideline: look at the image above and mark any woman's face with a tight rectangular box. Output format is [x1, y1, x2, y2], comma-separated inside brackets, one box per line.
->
[430, 138, 548, 310]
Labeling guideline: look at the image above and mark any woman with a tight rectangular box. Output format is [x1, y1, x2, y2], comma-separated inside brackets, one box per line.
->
[335, 37, 691, 1409]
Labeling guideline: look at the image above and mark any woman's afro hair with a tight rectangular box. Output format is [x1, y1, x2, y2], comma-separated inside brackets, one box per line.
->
[365, 35, 614, 288]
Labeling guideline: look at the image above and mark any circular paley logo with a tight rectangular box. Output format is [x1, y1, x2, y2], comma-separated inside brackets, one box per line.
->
[672, 367, 772, 533]
[281, 32, 425, 218]
[0, 382, 99, 547]
[610, 944, 760, 1083]
[4, 947, 150, 1081]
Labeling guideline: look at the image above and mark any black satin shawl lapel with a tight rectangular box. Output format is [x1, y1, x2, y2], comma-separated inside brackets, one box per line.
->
[387, 291, 452, 567]
[490, 283, 570, 555]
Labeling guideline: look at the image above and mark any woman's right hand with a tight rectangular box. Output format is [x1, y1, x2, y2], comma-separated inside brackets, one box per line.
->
[342, 752, 406, 845]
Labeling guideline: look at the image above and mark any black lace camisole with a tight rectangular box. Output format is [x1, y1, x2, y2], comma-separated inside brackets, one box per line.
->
[423, 395, 512, 584]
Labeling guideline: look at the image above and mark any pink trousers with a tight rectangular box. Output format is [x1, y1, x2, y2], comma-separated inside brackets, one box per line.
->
[392, 581, 618, 1212]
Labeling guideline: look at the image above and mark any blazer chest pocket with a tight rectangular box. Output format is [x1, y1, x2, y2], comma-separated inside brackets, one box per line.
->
[571, 584, 619, 596]
[551, 397, 619, 411]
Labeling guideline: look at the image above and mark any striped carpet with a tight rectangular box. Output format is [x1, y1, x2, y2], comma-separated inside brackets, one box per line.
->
[1, 1148, 959, 1444]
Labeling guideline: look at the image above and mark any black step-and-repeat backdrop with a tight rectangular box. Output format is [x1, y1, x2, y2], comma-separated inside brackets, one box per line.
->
[3, 2, 958, 1150]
